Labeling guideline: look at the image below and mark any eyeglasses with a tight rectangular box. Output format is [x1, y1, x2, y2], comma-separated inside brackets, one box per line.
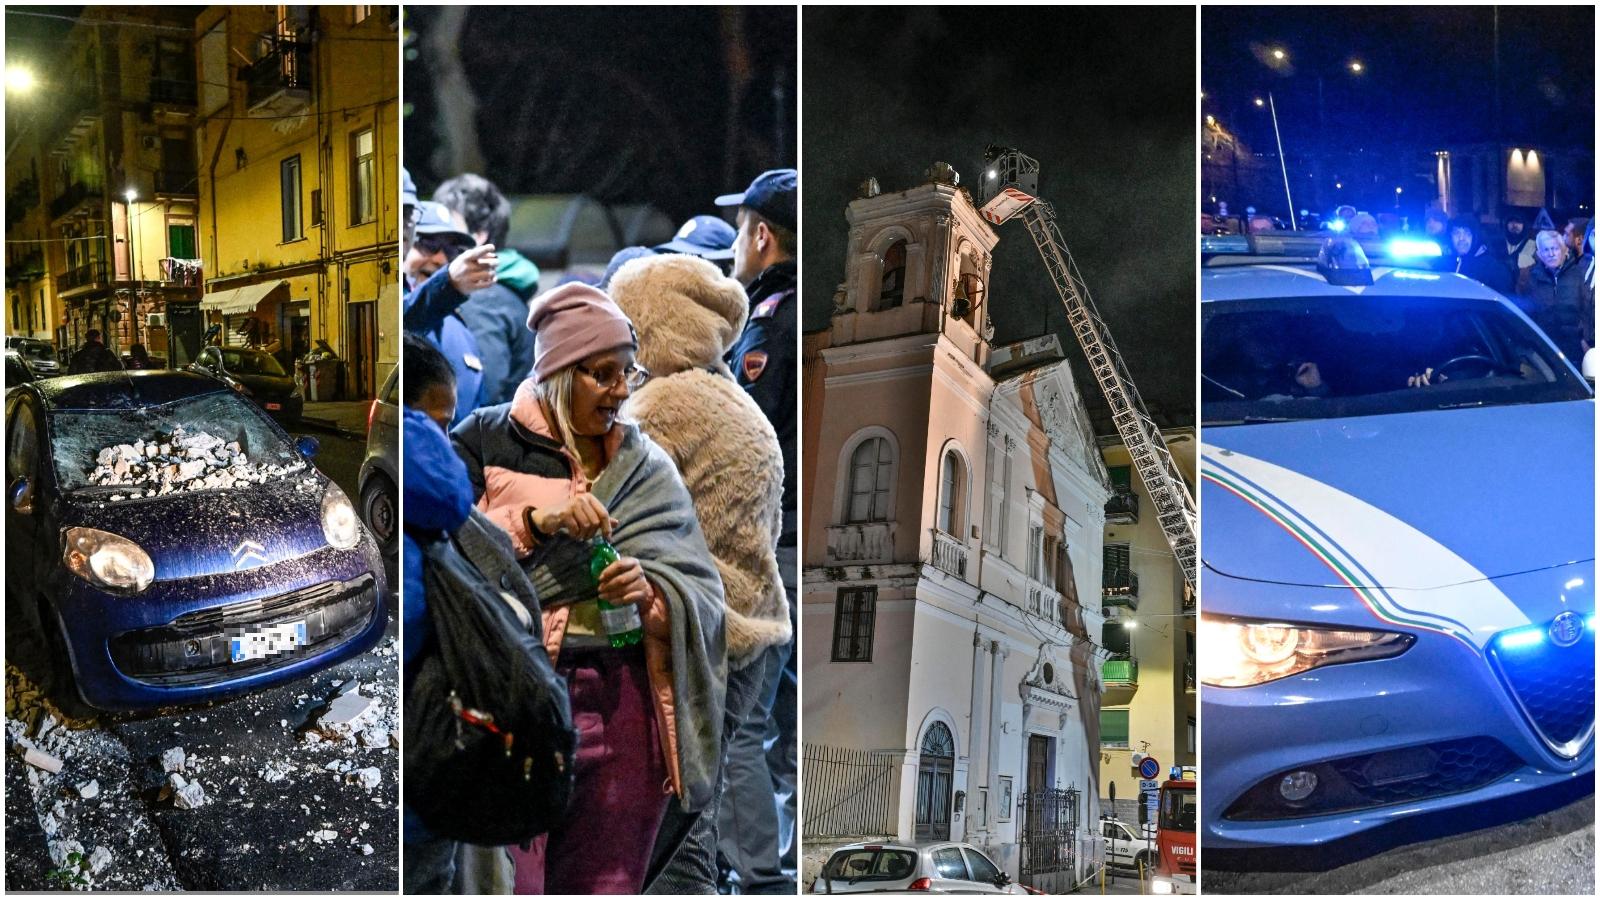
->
[575, 362, 650, 391]
[415, 235, 472, 257]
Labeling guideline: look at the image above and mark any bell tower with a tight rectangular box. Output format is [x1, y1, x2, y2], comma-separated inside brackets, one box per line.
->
[829, 163, 999, 363]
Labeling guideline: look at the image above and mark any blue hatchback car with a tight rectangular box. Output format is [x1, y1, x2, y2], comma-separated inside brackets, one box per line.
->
[1199, 236, 1594, 851]
[5, 371, 388, 712]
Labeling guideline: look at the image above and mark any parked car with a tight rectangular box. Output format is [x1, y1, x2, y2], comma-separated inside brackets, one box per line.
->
[1199, 235, 1594, 851]
[812, 841, 1034, 894]
[7, 337, 60, 376]
[358, 367, 398, 554]
[6, 350, 34, 388]
[4, 370, 388, 712]
[1100, 816, 1157, 872]
[190, 345, 303, 428]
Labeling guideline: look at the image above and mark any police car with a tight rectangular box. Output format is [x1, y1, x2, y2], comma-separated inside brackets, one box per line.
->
[1198, 234, 1595, 851]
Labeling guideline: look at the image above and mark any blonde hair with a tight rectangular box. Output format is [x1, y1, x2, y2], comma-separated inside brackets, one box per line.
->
[533, 367, 585, 471]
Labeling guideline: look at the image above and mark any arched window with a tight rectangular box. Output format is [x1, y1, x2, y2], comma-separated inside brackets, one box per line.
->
[915, 721, 956, 841]
[879, 240, 906, 309]
[921, 721, 955, 757]
[937, 450, 965, 536]
[848, 437, 893, 523]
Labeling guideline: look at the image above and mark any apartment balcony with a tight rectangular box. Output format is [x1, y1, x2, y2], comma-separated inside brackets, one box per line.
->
[50, 182, 102, 223]
[58, 261, 109, 294]
[1104, 490, 1139, 525]
[6, 177, 39, 230]
[930, 529, 969, 581]
[6, 251, 45, 286]
[1102, 567, 1140, 611]
[1103, 655, 1140, 704]
[825, 521, 895, 566]
[244, 40, 313, 116]
[49, 83, 100, 155]
[154, 170, 199, 196]
[1027, 583, 1062, 623]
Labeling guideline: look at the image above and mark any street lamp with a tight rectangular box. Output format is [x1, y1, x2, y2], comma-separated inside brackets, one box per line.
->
[125, 189, 140, 285]
[5, 65, 34, 93]
[1271, 48, 1286, 61]
[1253, 97, 1266, 107]
[1348, 61, 1364, 74]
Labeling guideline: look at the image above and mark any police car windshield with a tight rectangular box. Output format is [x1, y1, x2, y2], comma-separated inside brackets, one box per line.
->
[1202, 295, 1590, 425]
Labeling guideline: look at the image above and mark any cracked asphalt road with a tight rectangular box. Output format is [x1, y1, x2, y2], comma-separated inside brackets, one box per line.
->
[4, 428, 400, 892]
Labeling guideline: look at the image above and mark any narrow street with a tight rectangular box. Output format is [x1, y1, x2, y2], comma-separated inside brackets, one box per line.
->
[4, 426, 400, 891]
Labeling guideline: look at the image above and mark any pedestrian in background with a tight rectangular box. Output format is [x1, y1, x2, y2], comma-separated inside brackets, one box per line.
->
[67, 329, 119, 374]
[609, 253, 789, 893]
[1518, 229, 1586, 362]
[403, 199, 497, 426]
[433, 173, 542, 406]
[451, 283, 727, 894]
[715, 168, 799, 893]
[1448, 217, 1514, 296]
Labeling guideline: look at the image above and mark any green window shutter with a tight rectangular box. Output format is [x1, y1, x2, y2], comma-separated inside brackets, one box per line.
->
[1100, 708, 1129, 746]
[168, 224, 196, 259]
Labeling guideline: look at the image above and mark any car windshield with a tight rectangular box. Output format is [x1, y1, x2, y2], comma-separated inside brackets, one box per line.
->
[18, 342, 55, 362]
[221, 348, 287, 376]
[50, 391, 304, 495]
[826, 849, 917, 883]
[1202, 294, 1591, 425]
[1159, 787, 1195, 832]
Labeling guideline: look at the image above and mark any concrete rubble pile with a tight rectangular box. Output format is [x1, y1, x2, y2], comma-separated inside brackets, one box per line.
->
[85, 428, 298, 498]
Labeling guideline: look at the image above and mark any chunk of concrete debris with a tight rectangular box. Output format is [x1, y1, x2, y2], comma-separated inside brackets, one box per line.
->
[349, 767, 381, 791]
[76, 779, 100, 800]
[48, 837, 85, 868]
[313, 829, 338, 844]
[87, 845, 113, 875]
[316, 690, 378, 739]
[359, 728, 389, 750]
[160, 746, 186, 773]
[361, 843, 374, 856]
[260, 759, 293, 783]
[23, 747, 63, 774]
[173, 780, 208, 810]
[158, 772, 187, 802]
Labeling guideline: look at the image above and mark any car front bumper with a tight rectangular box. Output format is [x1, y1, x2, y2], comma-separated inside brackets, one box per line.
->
[53, 540, 388, 711]
[1202, 577, 1594, 850]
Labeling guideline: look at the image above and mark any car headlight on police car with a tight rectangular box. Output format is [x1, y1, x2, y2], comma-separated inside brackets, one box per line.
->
[321, 482, 361, 549]
[63, 526, 155, 593]
[1199, 615, 1414, 687]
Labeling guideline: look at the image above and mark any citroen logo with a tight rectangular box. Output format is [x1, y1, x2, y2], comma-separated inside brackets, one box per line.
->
[231, 540, 268, 570]
[1548, 611, 1583, 648]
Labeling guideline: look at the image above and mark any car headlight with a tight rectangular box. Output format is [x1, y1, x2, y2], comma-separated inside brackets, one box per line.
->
[321, 482, 361, 549]
[63, 526, 155, 593]
[1199, 614, 1414, 687]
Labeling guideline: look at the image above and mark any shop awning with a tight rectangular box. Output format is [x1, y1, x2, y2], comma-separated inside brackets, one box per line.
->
[199, 280, 288, 316]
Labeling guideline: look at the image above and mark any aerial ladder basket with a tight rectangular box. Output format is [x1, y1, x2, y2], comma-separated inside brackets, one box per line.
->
[977, 146, 1197, 588]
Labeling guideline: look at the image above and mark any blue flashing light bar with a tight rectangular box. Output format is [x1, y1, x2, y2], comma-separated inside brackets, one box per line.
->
[1327, 218, 1347, 233]
[1386, 238, 1443, 259]
[1497, 625, 1545, 651]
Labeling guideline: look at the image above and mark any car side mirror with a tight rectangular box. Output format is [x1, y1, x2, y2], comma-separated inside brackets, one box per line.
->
[295, 435, 320, 459]
[995, 872, 1012, 887]
[9, 476, 33, 515]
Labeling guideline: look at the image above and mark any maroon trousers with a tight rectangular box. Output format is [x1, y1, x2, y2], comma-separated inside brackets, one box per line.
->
[513, 646, 670, 894]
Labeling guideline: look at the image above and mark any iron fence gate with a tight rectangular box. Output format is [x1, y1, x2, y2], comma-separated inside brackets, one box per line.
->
[802, 743, 898, 839]
[1018, 787, 1079, 887]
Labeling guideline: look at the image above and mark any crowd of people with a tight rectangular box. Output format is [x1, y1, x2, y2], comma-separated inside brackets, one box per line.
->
[400, 165, 799, 895]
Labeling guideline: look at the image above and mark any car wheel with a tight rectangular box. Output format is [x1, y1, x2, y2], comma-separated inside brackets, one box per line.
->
[361, 473, 398, 554]
[1134, 851, 1153, 875]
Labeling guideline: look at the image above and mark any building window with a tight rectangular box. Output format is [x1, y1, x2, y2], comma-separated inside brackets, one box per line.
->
[1187, 717, 1196, 754]
[1109, 464, 1132, 494]
[350, 128, 375, 225]
[879, 239, 906, 309]
[937, 450, 964, 536]
[1028, 525, 1044, 581]
[280, 155, 302, 242]
[1101, 708, 1130, 748]
[168, 224, 196, 260]
[351, 5, 373, 23]
[832, 586, 877, 662]
[1104, 542, 1131, 585]
[1102, 621, 1132, 656]
[847, 437, 893, 523]
[997, 452, 1012, 554]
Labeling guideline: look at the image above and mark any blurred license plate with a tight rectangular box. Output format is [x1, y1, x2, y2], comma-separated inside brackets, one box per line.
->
[230, 621, 307, 663]
[265, 402, 282, 410]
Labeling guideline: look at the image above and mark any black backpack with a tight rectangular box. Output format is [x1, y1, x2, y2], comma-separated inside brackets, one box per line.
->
[404, 534, 577, 845]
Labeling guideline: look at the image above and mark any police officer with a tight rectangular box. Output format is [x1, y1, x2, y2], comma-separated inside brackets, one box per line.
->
[715, 168, 798, 894]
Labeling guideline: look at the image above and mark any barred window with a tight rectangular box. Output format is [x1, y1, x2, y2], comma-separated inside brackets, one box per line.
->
[832, 586, 877, 662]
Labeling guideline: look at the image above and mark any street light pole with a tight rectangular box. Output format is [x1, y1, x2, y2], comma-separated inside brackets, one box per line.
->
[1267, 92, 1297, 230]
[126, 189, 140, 347]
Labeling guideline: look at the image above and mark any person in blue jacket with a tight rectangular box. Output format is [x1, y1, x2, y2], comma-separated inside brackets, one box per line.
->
[403, 199, 499, 426]
[401, 333, 475, 893]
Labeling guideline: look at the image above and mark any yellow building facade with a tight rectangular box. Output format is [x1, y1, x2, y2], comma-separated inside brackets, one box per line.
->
[192, 5, 399, 398]
[1097, 428, 1198, 821]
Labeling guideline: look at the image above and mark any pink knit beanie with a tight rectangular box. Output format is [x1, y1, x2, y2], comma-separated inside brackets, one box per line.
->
[525, 282, 637, 382]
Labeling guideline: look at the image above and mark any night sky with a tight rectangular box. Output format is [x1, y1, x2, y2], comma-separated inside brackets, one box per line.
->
[403, 6, 797, 223]
[802, 8, 1197, 428]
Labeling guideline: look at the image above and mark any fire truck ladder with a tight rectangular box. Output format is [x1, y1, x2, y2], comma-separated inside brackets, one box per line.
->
[978, 146, 1197, 588]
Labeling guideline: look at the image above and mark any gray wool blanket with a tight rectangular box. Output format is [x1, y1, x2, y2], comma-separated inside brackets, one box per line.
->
[522, 422, 728, 812]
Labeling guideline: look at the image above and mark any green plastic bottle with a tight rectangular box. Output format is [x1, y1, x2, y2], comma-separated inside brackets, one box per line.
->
[591, 537, 642, 647]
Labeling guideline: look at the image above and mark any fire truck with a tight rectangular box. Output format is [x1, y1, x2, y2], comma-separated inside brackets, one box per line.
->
[1150, 776, 1196, 894]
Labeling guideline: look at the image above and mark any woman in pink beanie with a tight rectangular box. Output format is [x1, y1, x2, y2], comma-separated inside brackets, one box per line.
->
[450, 282, 728, 893]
